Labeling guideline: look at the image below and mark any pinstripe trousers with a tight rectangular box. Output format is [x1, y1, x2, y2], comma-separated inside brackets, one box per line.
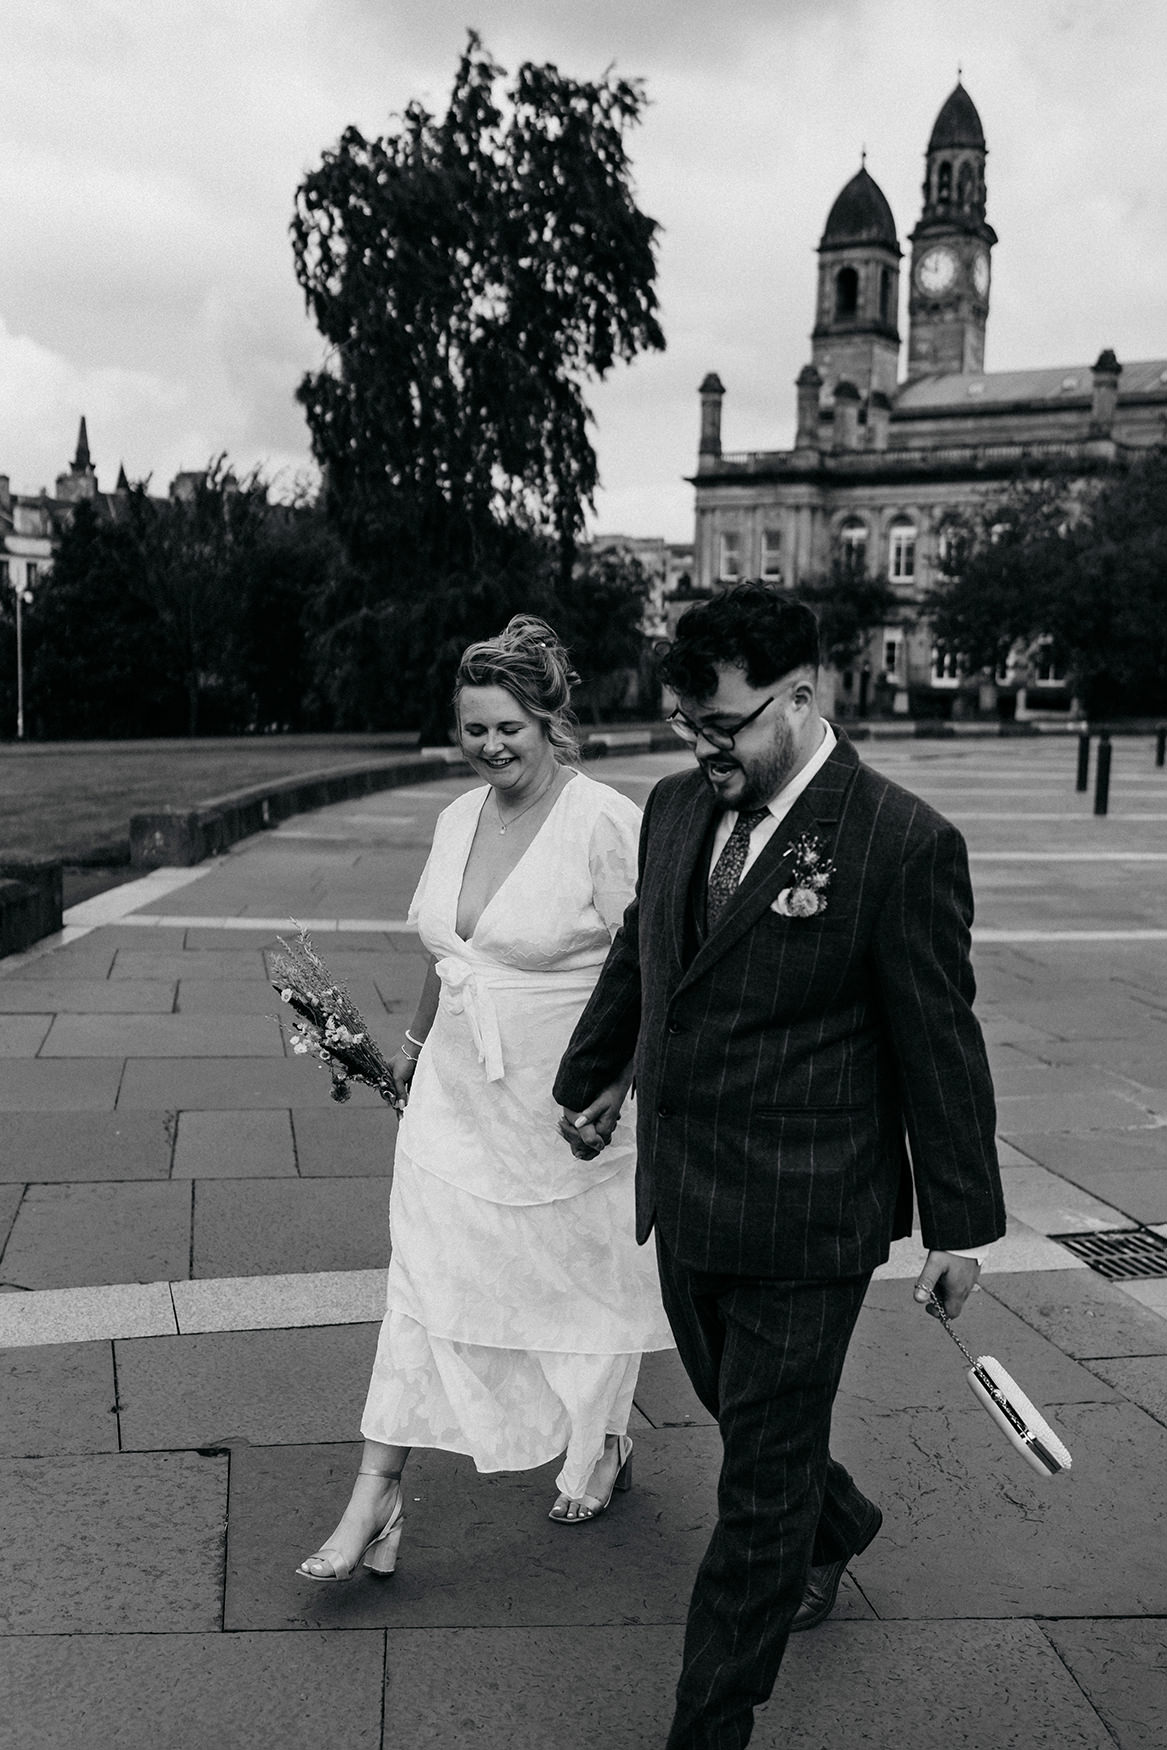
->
[657, 1238, 875, 1750]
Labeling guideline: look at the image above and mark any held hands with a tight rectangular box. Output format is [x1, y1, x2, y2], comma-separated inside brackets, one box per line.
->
[558, 1071, 633, 1161]
[914, 1249, 981, 1319]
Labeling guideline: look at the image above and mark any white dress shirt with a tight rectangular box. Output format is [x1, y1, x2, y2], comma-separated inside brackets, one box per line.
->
[706, 720, 988, 1269]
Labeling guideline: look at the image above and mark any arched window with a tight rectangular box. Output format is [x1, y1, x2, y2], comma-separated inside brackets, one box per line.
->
[879, 267, 892, 324]
[838, 518, 868, 577]
[834, 266, 859, 320]
[936, 521, 968, 577]
[888, 518, 917, 583]
[957, 161, 974, 207]
[936, 160, 952, 203]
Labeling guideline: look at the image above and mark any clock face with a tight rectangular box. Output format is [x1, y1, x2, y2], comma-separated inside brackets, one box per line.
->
[972, 250, 990, 297]
[916, 247, 957, 295]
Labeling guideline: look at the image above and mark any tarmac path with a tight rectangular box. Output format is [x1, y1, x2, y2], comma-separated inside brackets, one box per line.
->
[1, 735, 1166, 1748]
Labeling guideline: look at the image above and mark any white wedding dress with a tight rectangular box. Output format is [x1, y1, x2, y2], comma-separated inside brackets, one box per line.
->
[361, 770, 673, 1497]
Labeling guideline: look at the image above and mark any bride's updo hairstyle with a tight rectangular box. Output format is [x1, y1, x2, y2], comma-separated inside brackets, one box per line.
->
[454, 615, 582, 764]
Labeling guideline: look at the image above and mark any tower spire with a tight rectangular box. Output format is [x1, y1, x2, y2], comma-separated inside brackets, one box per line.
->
[73, 416, 92, 473]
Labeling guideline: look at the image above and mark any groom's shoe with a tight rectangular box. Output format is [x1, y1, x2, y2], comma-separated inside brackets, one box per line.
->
[790, 1503, 883, 1633]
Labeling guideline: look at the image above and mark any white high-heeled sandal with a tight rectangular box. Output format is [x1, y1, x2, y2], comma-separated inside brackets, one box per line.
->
[296, 1466, 405, 1581]
[549, 1435, 633, 1525]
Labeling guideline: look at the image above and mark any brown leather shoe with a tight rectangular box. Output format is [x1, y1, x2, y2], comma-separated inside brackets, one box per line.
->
[790, 1504, 882, 1632]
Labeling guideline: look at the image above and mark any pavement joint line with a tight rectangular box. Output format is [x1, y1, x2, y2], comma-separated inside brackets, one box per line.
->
[968, 851, 1167, 861]
[974, 929, 1167, 942]
[63, 864, 216, 930]
[7, 1229, 1156, 1351]
[63, 913, 420, 932]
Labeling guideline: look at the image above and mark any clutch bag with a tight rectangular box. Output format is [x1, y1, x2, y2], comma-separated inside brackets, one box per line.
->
[928, 1291, 1073, 1479]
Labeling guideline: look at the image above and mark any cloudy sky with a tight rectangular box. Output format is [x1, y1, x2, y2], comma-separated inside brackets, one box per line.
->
[1, 0, 1165, 540]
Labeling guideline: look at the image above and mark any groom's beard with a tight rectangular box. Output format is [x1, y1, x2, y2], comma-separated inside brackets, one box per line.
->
[698, 718, 796, 811]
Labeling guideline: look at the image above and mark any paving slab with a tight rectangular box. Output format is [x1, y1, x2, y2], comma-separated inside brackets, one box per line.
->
[71, 924, 191, 948]
[1042, 1618, 1167, 1750]
[172, 1108, 296, 1177]
[2, 945, 117, 979]
[0, 1015, 51, 1056]
[994, 1089, 1157, 1131]
[1118, 1277, 1167, 1319]
[225, 1428, 749, 1633]
[0, 1281, 176, 1347]
[840, 1279, 1117, 1410]
[117, 1323, 381, 1449]
[173, 1268, 386, 1333]
[984, 1268, 1167, 1357]
[0, 1340, 117, 1456]
[377, 1619, 1114, 1750]
[0, 1184, 21, 1252]
[40, 1012, 284, 1057]
[1, 1181, 192, 1289]
[1083, 1355, 1167, 1426]
[292, 1107, 397, 1176]
[0, 1111, 174, 1182]
[831, 1398, 1167, 1619]
[634, 1348, 713, 1427]
[0, 978, 176, 1013]
[995, 1163, 1134, 1233]
[117, 1056, 385, 1109]
[110, 949, 268, 981]
[0, 1451, 226, 1633]
[191, 1178, 389, 1277]
[0, 1629, 385, 1750]
[178, 975, 387, 1016]
[873, 1223, 1079, 1278]
[0, 1059, 123, 1111]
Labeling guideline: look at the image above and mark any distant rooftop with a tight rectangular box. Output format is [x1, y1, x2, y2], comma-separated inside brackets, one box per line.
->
[895, 358, 1167, 412]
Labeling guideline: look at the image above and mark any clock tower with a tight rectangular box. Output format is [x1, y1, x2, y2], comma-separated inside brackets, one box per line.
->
[907, 81, 996, 379]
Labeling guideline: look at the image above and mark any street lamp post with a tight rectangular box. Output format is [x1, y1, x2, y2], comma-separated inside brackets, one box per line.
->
[9, 571, 32, 741]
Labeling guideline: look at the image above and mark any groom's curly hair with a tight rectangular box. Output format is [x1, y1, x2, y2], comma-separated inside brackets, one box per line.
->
[658, 584, 820, 702]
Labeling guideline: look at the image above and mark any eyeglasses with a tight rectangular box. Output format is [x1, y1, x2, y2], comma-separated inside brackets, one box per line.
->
[667, 696, 775, 751]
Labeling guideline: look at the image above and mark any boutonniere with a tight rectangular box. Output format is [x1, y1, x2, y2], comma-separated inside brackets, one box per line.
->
[772, 832, 835, 919]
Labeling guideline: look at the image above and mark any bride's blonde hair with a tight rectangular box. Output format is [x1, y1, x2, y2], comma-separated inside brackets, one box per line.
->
[454, 615, 581, 763]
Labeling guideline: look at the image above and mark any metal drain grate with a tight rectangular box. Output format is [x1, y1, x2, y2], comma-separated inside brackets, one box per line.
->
[1052, 1228, 1167, 1280]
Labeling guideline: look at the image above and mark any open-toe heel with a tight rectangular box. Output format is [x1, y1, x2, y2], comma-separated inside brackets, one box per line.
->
[296, 1468, 405, 1582]
[549, 1435, 633, 1525]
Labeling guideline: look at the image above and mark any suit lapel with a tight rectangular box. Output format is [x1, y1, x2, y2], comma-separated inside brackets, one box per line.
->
[675, 734, 861, 991]
[660, 772, 719, 971]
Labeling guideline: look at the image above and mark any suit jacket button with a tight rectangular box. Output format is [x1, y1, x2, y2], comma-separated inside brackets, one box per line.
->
[658, 1105, 671, 1118]
[667, 1021, 682, 1034]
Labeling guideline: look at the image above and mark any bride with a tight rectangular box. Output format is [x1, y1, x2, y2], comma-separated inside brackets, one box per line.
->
[297, 615, 672, 1581]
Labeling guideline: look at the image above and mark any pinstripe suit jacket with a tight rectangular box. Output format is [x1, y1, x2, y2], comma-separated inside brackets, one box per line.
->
[554, 732, 1006, 1278]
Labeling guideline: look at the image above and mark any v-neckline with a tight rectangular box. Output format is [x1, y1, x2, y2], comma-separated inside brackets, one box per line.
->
[453, 770, 579, 945]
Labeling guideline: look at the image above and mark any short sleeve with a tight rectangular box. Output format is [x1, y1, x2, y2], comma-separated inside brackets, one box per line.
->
[587, 792, 643, 939]
[405, 850, 433, 928]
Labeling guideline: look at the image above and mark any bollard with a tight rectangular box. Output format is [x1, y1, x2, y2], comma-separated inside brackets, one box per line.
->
[1156, 725, 1166, 768]
[1076, 731, 1090, 793]
[1094, 732, 1112, 816]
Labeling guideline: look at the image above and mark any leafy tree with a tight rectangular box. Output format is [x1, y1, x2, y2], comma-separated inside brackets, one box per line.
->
[291, 32, 664, 727]
[798, 560, 898, 670]
[555, 545, 653, 723]
[928, 457, 1167, 716]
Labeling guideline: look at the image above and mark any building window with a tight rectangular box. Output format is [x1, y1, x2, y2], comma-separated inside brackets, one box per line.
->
[879, 267, 892, 324]
[936, 522, 968, 576]
[24, 562, 39, 590]
[931, 645, 964, 686]
[760, 528, 782, 581]
[888, 520, 916, 583]
[834, 266, 858, 320]
[1031, 639, 1065, 685]
[0, 560, 8, 589]
[957, 161, 974, 207]
[937, 160, 952, 203]
[718, 531, 742, 582]
[882, 636, 901, 678]
[838, 519, 868, 576]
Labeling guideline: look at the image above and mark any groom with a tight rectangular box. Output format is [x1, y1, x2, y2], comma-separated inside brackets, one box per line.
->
[554, 586, 1004, 1749]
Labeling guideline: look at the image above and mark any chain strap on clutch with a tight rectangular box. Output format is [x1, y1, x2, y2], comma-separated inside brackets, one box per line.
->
[927, 1289, 1073, 1479]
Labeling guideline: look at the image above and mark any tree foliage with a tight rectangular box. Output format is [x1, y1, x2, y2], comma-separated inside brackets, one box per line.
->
[290, 32, 664, 726]
[798, 561, 899, 669]
[929, 454, 1167, 716]
[20, 471, 339, 739]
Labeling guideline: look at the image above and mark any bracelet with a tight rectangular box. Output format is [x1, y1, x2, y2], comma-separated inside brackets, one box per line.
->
[399, 1042, 420, 1063]
[405, 1028, 426, 1049]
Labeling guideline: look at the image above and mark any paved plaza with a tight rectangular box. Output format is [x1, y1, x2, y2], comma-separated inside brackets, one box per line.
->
[2, 733, 1166, 1748]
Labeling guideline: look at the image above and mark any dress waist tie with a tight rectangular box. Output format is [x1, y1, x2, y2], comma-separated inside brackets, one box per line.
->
[433, 955, 597, 1084]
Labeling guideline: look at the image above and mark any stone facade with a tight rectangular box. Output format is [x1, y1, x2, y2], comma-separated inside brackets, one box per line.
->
[690, 82, 1167, 719]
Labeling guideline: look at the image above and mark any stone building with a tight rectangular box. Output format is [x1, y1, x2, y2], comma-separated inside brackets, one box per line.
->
[691, 82, 1167, 718]
[0, 419, 134, 609]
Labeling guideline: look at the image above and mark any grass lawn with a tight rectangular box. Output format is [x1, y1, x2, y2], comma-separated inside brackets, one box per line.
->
[0, 735, 416, 862]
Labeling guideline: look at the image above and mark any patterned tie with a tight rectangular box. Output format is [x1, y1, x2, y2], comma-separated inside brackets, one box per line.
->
[707, 807, 770, 927]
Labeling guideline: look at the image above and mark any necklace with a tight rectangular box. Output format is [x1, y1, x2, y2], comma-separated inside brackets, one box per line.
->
[492, 767, 559, 834]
